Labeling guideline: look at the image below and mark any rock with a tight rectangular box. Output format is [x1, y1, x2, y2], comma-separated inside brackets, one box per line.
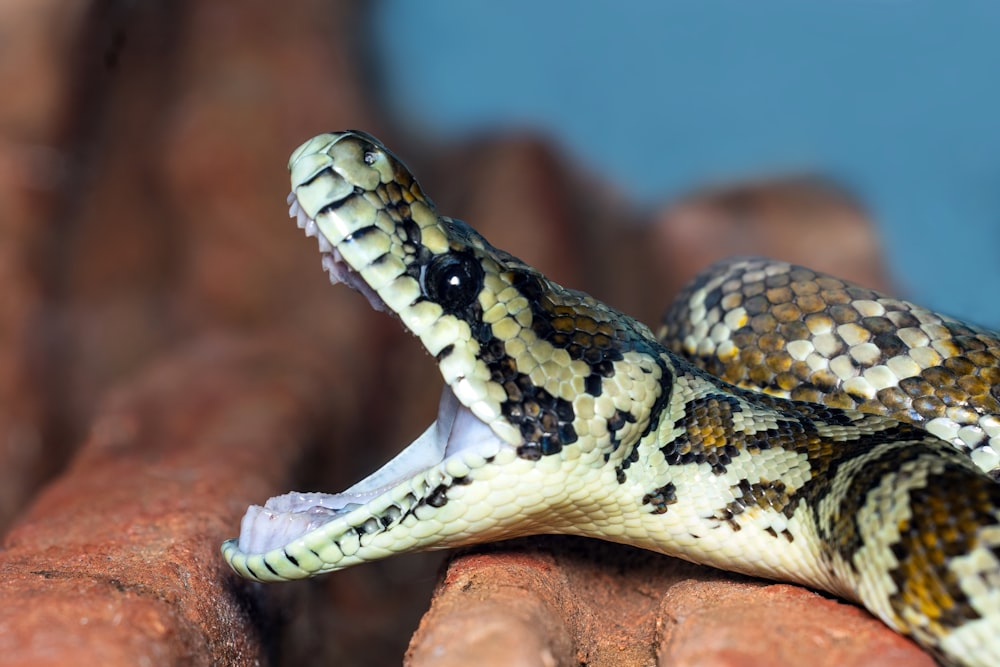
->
[0, 0, 89, 531]
[407, 537, 932, 667]
[0, 335, 358, 665]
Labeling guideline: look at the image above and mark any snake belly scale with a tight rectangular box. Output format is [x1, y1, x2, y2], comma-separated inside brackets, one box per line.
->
[222, 131, 1000, 667]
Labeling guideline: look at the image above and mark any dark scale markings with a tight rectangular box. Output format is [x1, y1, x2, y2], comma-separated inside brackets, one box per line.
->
[267, 136, 1000, 665]
[660, 259, 1000, 486]
[508, 387, 578, 460]
[887, 463, 1000, 632]
[319, 197, 350, 215]
[794, 430, 934, 572]
[714, 478, 796, 541]
[425, 484, 449, 508]
[485, 269, 635, 461]
[475, 323, 580, 461]
[342, 224, 378, 244]
[642, 482, 677, 514]
[606, 356, 671, 484]
[657, 363, 960, 560]
[606, 410, 637, 452]
[614, 354, 673, 483]
[399, 217, 422, 246]
[511, 270, 635, 382]
[660, 392, 752, 476]
[702, 284, 724, 313]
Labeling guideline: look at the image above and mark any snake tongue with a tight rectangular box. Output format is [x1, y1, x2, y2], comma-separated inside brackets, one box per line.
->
[235, 385, 506, 554]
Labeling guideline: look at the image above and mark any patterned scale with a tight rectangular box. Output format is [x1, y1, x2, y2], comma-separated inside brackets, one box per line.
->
[659, 257, 1000, 478]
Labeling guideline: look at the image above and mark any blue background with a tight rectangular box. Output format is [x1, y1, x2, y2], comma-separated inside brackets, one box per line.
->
[374, 2, 999, 327]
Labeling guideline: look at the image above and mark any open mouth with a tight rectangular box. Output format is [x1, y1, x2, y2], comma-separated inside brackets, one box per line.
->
[232, 196, 510, 557]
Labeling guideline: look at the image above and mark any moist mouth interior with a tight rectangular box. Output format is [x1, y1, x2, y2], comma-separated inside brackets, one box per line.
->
[236, 384, 505, 555]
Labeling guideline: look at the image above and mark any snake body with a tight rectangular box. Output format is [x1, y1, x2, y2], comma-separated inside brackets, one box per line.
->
[222, 131, 1000, 666]
[661, 257, 1000, 479]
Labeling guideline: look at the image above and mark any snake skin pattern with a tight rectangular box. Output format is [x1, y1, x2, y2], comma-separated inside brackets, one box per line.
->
[222, 131, 1000, 667]
[660, 258, 1000, 479]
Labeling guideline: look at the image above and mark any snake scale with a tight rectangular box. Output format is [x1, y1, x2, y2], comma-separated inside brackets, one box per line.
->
[222, 130, 1000, 666]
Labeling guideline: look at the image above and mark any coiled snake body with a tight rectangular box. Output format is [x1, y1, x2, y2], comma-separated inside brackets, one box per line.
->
[222, 131, 1000, 667]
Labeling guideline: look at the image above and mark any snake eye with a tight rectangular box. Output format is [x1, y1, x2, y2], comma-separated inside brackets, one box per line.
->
[420, 252, 484, 313]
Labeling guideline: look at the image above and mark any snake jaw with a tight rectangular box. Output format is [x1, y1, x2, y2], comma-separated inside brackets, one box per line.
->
[224, 133, 549, 580]
[232, 383, 509, 563]
[225, 131, 653, 578]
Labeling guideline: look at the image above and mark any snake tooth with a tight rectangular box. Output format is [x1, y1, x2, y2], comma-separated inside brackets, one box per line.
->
[220, 131, 1000, 666]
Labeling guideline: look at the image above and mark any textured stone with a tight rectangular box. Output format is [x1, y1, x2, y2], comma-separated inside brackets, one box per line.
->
[0, 335, 360, 665]
[407, 537, 932, 667]
[0, 0, 90, 531]
[658, 579, 932, 667]
[407, 548, 575, 667]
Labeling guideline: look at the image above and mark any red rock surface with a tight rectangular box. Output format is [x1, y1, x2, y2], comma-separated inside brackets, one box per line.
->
[407, 538, 932, 667]
[0, 0, 83, 532]
[0, 336, 345, 666]
[0, 3, 930, 666]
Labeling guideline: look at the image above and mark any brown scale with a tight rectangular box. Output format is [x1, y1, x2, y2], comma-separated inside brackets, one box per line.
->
[714, 478, 796, 540]
[671, 367, 945, 551]
[886, 463, 1000, 638]
[660, 258, 1000, 463]
[662, 390, 828, 476]
[515, 269, 657, 383]
[800, 433, 933, 570]
[475, 268, 659, 461]
[641, 482, 677, 514]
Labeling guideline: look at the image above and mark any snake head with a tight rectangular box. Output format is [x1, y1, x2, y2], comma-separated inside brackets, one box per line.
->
[221, 131, 665, 581]
[286, 130, 541, 446]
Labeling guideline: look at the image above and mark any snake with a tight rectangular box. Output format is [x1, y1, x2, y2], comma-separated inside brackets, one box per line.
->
[221, 130, 1000, 667]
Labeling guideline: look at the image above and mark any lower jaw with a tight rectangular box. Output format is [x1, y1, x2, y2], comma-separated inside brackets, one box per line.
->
[234, 385, 508, 555]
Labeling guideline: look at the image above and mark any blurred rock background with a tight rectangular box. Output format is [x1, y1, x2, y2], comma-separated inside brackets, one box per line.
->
[0, 2, 977, 665]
